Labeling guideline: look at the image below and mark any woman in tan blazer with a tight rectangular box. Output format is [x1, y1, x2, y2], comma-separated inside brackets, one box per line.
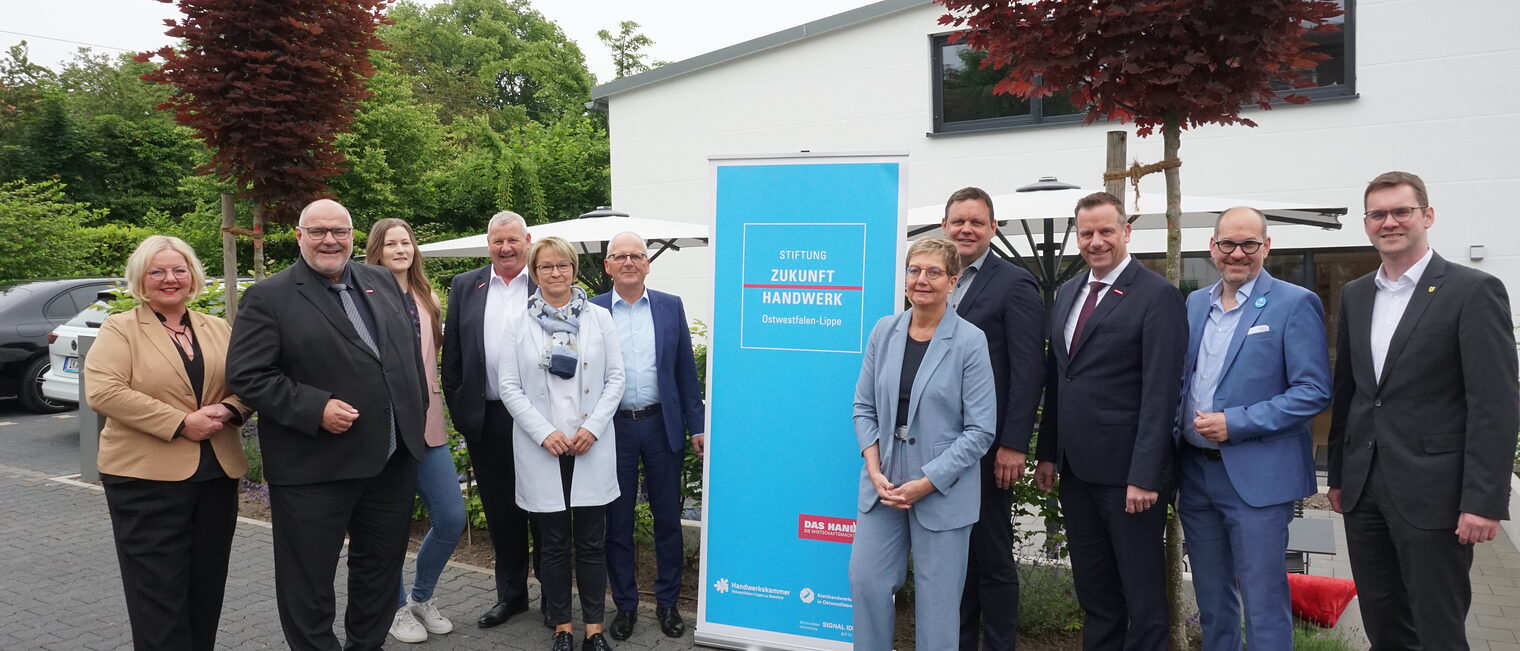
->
[365, 218, 466, 644]
[85, 235, 249, 651]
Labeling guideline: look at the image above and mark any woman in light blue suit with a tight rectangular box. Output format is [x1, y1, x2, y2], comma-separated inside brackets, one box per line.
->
[850, 236, 998, 650]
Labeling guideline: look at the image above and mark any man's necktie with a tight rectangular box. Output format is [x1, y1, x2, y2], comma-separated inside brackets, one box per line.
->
[1069, 281, 1105, 352]
[330, 282, 396, 457]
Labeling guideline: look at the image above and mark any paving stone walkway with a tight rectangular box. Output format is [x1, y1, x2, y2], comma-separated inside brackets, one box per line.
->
[0, 405, 691, 650]
[5, 402, 1519, 649]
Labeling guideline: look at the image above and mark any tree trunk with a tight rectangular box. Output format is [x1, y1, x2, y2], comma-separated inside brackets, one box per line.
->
[220, 193, 239, 324]
[252, 203, 267, 280]
[1163, 112, 1182, 286]
[1161, 110, 1190, 651]
[1105, 130, 1127, 206]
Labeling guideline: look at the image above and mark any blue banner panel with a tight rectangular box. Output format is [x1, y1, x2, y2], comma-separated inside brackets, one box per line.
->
[700, 156, 904, 649]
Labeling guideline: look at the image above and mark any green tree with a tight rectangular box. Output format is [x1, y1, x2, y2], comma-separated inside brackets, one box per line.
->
[0, 179, 97, 280]
[330, 51, 449, 228]
[597, 20, 655, 79]
[383, 0, 595, 128]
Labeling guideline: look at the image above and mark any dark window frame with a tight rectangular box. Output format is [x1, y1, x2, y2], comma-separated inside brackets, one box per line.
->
[929, 0, 1356, 136]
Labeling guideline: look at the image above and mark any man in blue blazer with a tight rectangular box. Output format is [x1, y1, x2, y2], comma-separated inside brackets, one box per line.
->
[1177, 207, 1330, 651]
[1034, 192, 1187, 651]
[941, 187, 1046, 651]
[592, 232, 706, 641]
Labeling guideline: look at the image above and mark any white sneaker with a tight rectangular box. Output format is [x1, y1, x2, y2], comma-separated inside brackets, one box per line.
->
[390, 605, 428, 643]
[407, 596, 454, 635]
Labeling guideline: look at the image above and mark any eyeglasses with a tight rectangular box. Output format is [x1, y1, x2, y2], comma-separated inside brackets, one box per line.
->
[147, 268, 192, 281]
[535, 262, 574, 275]
[1213, 239, 1264, 255]
[607, 253, 648, 264]
[905, 266, 947, 280]
[1363, 206, 1427, 224]
[297, 226, 353, 240]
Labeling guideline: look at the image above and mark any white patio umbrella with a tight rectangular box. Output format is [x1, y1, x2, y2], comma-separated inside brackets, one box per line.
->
[906, 182, 1346, 236]
[418, 208, 708, 261]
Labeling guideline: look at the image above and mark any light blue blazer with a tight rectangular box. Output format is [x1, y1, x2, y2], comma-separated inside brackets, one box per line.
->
[853, 309, 997, 531]
[1178, 270, 1332, 507]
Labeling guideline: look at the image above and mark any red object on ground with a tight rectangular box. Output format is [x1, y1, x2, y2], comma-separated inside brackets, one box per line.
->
[1287, 573, 1358, 628]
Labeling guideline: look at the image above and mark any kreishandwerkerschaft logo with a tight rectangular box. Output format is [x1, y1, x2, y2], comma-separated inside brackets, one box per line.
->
[714, 577, 730, 594]
[799, 587, 816, 604]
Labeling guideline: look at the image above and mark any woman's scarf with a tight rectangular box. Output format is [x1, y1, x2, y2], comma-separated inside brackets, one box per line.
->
[527, 286, 586, 379]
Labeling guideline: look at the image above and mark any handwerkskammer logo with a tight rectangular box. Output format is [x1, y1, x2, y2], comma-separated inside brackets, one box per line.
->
[714, 578, 730, 594]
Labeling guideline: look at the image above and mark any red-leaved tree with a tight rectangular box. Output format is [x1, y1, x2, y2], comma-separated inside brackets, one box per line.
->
[138, 0, 391, 297]
[934, 2, 1343, 648]
[937, 0, 1342, 282]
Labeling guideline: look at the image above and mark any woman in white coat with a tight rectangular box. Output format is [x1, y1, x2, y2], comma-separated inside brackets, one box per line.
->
[498, 236, 625, 651]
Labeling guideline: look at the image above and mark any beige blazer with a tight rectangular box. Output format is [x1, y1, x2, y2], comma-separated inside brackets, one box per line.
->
[85, 305, 250, 481]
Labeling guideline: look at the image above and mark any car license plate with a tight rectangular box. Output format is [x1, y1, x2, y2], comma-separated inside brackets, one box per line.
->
[63, 357, 80, 373]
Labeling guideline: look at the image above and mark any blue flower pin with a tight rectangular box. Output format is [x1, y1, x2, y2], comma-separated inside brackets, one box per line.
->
[1254, 296, 1268, 308]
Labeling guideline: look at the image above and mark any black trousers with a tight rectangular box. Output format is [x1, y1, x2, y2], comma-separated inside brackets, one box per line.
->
[470, 400, 542, 608]
[104, 475, 238, 651]
[1344, 460, 1474, 651]
[961, 451, 1021, 651]
[1058, 468, 1168, 651]
[539, 456, 608, 626]
[268, 450, 416, 651]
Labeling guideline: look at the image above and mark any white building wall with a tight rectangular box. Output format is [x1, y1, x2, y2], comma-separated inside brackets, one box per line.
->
[605, 0, 1520, 325]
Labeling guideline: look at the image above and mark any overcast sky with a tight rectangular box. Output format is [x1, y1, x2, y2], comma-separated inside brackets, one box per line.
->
[1, 0, 881, 84]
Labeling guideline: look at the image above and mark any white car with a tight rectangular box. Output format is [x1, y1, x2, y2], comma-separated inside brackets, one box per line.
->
[41, 301, 112, 405]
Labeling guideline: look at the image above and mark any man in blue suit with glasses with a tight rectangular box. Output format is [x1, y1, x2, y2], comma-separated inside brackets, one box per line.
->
[1177, 206, 1331, 651]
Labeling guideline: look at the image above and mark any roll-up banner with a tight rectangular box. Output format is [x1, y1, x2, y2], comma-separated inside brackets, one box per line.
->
[697, 153, 907, 650]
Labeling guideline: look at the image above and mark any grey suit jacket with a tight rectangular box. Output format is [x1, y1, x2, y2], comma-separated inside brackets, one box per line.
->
[1328, 252, 1519, 529]
[852, 309, 997, 531]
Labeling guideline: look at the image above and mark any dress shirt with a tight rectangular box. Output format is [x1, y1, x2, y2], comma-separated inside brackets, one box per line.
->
[949, 247, 991, 311]
[1064, 255, 1133, 350]
[1370, 247, 1435, 382]
[610, 289, 659, 410]
[483, 264, 530, 400]
[1184, 276, 1259, 449]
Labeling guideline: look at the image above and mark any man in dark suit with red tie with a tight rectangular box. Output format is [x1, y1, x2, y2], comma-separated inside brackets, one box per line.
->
[940, 187, 1046, 651]
[1034, 191, 1187, 651]
[1329, 171, 1518, 650]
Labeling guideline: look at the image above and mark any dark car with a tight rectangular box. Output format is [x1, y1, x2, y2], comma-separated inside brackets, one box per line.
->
[0, 278, 118, 413]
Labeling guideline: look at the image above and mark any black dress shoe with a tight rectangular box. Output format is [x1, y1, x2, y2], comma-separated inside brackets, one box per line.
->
[478, 601, 528, 628]
[582, 632, 613, 651]
[551, 631, 575, 651]
[655, 606, 686, 638]
[608, 610, 636, 641]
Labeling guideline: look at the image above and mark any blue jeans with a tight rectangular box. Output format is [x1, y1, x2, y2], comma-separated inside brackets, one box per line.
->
[398, 444, 467, 606]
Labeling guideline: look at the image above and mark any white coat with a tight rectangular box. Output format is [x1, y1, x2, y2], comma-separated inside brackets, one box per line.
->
[498, 303, 625, 512]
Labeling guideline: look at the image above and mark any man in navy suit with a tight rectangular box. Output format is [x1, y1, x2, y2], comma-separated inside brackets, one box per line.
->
[440, 210, 542, 629]
[1177, 207, 1331, 651]
[592, 231, 706, 641]
[1034, 191, 1187, 651]
[940, 187, 1046, 651]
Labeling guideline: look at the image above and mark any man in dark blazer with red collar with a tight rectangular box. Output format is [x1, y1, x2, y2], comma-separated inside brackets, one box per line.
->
[229, 199, 429, 650]
[1034, 191, 1187, 651]
[940, 187, 1046, 651]
[1329, 171, 1518, 650]
[440, 210, 542, 628]
[592, 232, 706, 641]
